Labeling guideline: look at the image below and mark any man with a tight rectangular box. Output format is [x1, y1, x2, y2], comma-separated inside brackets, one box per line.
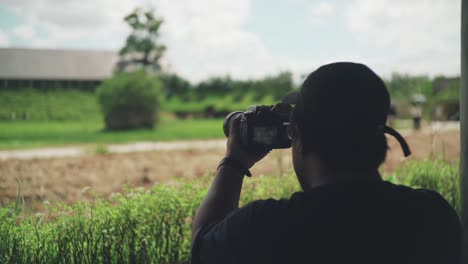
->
[191, 62, 462, 264]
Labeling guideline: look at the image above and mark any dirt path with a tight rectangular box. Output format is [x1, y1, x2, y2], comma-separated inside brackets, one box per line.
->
[0, 139, 226, 160]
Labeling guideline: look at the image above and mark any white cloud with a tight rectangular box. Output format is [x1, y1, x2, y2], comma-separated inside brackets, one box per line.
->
[344, 0, 461, 76]
[154, 0, 314, 82]
[12, 24, 35, 40]
[308, 2, 337, 25]
[154, 0, 284, 82]
[0, 30, 10, 46]
[2, 0, 136, 49]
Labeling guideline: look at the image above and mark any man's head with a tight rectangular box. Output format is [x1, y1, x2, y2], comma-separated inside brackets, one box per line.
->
[283, 62, 410, 188]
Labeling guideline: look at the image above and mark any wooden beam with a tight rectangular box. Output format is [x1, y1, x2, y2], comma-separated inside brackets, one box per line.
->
[461, 0, 468, 261]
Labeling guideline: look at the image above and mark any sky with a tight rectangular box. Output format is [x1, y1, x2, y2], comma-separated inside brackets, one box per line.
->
[0, 0, 461, 83]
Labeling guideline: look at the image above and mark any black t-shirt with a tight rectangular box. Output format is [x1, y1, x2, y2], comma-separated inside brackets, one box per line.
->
[191, 181, 462, 264]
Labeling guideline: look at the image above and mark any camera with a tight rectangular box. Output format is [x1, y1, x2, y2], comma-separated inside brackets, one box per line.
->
[223, 104, 292, 153]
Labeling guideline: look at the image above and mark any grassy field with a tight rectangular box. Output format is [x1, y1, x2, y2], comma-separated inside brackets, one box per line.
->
[0, 89, 99, 121]
[0, 160, 460, 263]
[0, 118, 224, 150]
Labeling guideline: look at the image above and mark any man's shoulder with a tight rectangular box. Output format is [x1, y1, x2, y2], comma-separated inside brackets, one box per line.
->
[240, 197, 294, 221]
[381, 182, 456, 211]
[247, 181, 455, 209]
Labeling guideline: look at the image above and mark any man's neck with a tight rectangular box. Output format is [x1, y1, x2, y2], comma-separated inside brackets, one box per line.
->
[303, 169, 382, 190]
[300, 155, 382, 190]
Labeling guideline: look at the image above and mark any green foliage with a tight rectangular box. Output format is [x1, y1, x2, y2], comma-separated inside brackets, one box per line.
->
[160, 73, 192, 99]
[97, 71, 163, 130]
[164, 93, 276, 114]
[162, 71, 293, 114]
[97, 71, 161, 115]
[195, 76, 235, 98]
[119, 8, 166, 72]
[191, 71, 294, 101]
[432, 77, 460, 102]
[386, 73, 433, 101]
[0, 89, 100, 121]
[0, 160, 460, 263]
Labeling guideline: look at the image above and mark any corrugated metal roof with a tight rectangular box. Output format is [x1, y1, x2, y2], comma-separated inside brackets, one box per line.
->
[0, 48, 119, 80]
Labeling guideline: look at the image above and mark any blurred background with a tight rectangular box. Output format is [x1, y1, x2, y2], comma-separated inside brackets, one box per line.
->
[0, 1, 463, 262]
[0, 0, 461, 209]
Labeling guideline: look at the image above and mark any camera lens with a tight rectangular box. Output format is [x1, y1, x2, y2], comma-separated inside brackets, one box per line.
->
[223, 111, 244, 137]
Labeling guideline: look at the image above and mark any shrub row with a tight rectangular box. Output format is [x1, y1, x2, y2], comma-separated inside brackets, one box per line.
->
[0, 88, 277, 122]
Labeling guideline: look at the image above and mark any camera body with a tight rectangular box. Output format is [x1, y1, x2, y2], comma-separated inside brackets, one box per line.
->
[223, 105, 292, 153]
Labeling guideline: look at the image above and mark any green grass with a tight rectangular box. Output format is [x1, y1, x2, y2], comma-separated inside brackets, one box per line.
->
[0, 118, 224, 150]
[0, 89, 100, 121]
[0, 160, 460, 263]
[393, 159, 461, 213]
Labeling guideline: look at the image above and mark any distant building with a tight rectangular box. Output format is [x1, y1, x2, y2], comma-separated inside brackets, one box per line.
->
[433, 77, 460, 94]
[0, 48, 119, 89]
[432, 77, 460, 121]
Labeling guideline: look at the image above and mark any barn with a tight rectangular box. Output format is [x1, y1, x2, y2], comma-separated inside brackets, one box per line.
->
[0, 48, 118, 89]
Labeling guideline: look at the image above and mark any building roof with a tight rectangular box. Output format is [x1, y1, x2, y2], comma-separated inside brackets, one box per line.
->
[0, 48, 119, 80]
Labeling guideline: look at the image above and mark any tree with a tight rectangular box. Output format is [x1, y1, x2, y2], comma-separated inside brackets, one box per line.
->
[160, 73, 192, 99]
[386, 73, 432, 101]
[118, 8, 166, 72]
[195, 76, 234, 99]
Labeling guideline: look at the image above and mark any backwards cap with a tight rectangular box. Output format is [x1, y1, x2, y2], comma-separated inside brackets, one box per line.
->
[282, 62, 411, 157]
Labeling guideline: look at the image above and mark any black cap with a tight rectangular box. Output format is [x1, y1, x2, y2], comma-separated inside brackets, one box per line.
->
[282, 62, 411, 157]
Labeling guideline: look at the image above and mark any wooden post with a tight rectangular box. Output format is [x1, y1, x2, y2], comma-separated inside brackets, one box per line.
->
[461, 0, 468, 261]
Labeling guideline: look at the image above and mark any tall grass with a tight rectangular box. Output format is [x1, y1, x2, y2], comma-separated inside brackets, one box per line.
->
[0, 175, 301, 263]
[394, 159, 460, 213]
[0, 160, 460, 263]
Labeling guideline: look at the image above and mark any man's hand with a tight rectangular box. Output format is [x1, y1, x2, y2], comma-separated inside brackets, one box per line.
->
[225, 115, 269, 169]
[224, 102, 292, 169]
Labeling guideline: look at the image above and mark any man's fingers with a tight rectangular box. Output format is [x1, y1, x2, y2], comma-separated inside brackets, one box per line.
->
[271, 103, 292, 114]
[228, 115, 241, 139]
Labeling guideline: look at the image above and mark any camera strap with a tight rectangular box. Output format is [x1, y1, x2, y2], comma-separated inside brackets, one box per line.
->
[379, 125, 412, 157]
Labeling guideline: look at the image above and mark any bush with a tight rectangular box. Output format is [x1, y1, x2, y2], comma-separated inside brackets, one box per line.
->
[97, 71, 162, 130]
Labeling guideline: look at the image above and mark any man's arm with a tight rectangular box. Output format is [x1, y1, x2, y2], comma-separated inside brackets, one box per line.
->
[191, 164, 245, 243]
[191, 116, 268, 243]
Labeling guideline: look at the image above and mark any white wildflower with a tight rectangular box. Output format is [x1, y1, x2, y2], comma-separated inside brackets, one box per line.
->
[81, 186, 91, 194]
